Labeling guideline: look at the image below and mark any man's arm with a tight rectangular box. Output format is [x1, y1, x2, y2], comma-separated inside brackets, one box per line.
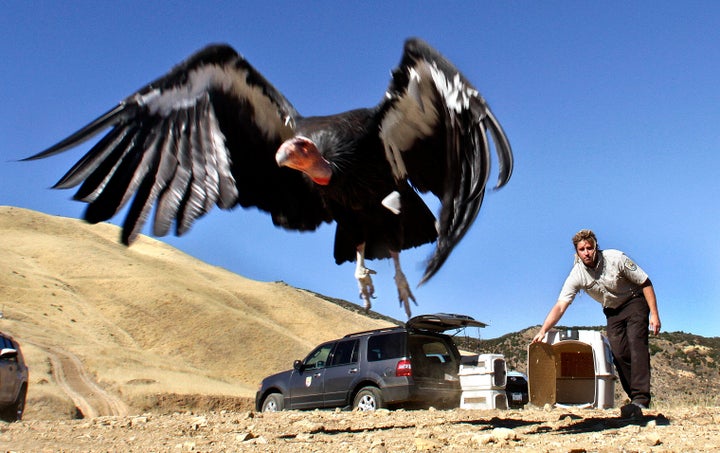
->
[642, 279, 661, 335]
[531, 299, 572, 343]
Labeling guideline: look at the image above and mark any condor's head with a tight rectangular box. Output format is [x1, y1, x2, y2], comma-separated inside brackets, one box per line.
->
[275, 136, 332, 186]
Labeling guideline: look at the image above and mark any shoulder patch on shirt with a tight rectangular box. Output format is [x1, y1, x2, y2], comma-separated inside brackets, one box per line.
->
[624, 258, 638, 271]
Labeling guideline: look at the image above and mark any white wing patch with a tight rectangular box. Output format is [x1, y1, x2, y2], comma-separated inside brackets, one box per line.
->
[430, 70, 480, 113]
[135, 65, 294, 141]
[379, 63, 439, 180]
[379, 61, 481, 181]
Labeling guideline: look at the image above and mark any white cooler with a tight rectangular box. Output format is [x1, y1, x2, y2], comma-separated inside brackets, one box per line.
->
[459, 353, 508, 409]
[459, 353, 507, 390]
[460, 389, 508, 410]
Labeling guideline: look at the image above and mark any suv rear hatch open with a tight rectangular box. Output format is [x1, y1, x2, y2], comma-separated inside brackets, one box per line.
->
[400, 313, 488, 408]
[405, 313, 487, 332]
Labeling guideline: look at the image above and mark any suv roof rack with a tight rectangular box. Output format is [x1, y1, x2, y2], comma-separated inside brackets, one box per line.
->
[342, 326, 404, 338]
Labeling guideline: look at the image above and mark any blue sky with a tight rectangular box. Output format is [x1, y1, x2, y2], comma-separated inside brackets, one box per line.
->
[2, 1, 718, 338]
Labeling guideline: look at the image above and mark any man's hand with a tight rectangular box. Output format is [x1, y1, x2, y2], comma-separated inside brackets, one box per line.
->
[649, 313, 661, 335]
[531, 300, 570, 344]
[531, 331, 546, 344]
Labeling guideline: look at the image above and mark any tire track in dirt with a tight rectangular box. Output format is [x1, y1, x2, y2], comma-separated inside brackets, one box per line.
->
[28, 341, 129, 418]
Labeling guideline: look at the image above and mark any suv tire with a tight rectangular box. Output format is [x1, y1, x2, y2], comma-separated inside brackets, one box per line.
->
[260, 392, 284, 412]
[0, 384, 26, 422]
[353, 386, 383, 411]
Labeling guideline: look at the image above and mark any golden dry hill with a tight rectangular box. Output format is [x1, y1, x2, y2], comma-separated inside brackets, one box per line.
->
[0, 206, 395, 418]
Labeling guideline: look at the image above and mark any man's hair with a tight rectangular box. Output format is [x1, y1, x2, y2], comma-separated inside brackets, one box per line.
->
[572, 229, 597, 249]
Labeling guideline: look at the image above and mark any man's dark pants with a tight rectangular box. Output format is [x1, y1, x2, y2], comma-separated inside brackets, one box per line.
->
[603, 296, 651, 407]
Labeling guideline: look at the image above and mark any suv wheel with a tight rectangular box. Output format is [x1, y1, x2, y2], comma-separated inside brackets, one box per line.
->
[0, 385, 27, 422]
[353, 386, 383, 411]
[261, 393, 284, 412]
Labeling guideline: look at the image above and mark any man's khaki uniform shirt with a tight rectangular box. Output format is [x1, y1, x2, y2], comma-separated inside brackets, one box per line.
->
[559, 249, 648, 309]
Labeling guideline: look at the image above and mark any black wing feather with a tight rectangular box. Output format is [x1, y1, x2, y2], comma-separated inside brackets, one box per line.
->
[55, 124, 129, 193]
[25, 104, 137, 161]
[154, 115, 190, 236]
[83, 135, 145, 225]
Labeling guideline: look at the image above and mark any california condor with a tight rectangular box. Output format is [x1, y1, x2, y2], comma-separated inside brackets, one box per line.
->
[26, 38, 513, 317]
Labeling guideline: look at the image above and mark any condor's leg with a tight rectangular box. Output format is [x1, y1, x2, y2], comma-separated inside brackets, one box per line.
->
[391, 250, 416, 318]
[355, 243, 377, 311]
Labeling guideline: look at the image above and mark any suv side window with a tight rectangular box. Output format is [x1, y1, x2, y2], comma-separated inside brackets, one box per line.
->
[367, 332, 406, 362]
[304, 343, 334, 370]
[0, 337, 16, 363]
[329, 339, 359, 367]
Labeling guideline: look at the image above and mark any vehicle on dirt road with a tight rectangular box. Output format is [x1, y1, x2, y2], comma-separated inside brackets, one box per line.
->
[256, 313, 486, 412]
[0, 332, 28, 422]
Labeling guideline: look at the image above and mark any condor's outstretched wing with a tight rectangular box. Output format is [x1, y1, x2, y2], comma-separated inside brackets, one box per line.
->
[378, 38, 513, 283]
[26, 44, 331, 244]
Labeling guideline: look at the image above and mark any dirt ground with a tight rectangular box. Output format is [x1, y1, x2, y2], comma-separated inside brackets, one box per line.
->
[2, 404, 719, 452]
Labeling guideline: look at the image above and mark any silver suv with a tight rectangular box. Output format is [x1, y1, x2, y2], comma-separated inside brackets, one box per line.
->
[0, 332, 28, 422]
[256, 313, 486, 412]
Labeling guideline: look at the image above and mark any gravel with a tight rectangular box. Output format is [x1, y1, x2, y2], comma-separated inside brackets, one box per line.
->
[2, 405, 719, 452]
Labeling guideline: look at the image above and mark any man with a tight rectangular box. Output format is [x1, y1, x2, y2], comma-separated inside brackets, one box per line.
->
[531, 229, 661, 418]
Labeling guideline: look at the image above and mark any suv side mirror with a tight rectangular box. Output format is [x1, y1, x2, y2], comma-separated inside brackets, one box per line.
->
[0, 348, 17, 360]
[293, 359, 303, 371]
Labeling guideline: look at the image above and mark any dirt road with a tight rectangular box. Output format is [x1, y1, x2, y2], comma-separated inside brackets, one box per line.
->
[25, 341, 129, 418]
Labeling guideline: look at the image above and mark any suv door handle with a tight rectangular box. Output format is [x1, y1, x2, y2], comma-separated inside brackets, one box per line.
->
[349, 368, 358, 374]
